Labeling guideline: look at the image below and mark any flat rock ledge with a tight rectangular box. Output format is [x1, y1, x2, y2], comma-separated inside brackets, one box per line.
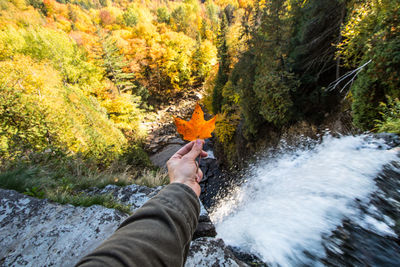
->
[85, 184, 217, 239]
[0, 187, 244, 266]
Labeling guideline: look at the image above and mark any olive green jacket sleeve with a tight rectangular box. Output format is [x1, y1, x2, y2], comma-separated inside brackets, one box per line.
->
[76, 183, 200, 267]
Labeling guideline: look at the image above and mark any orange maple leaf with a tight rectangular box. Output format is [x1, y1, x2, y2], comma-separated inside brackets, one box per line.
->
[174, 103, 216, 141]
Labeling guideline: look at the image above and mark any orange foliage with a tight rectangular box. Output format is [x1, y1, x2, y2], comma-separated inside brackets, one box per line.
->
[99, 10, 115, 26]
[174, 103, 216, 141]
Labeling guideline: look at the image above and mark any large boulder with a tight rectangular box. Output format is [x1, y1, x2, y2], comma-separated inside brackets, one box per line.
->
[86, 184, 216, 239]
[0, 186, 229, 266]
[0, 189, 127, 266]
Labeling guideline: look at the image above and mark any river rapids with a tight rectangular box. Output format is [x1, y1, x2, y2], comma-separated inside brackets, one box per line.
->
[210, 135, 400, 266]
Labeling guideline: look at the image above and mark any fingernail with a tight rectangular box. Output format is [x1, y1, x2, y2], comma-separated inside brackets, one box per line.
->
[196, 139, 202, 146]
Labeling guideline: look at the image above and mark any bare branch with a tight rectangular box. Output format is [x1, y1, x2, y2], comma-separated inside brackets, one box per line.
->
[325, 59, 372, 92]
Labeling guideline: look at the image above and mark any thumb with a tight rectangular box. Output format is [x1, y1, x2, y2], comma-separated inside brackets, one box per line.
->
[184, 139, 204, 160]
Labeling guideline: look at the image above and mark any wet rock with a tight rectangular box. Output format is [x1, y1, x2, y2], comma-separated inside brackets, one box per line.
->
[185, 237, 247, 267]
[200, 158, 219, 183]
[227, 246, 267, 267]
[374, 133, 400, 148]
[193, 222, 217, 239]
[321, 161, 400, 266]
[197, 141, 224, 209]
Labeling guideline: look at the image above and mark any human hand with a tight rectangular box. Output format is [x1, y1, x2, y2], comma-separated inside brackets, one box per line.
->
[167, 139, 208, 197]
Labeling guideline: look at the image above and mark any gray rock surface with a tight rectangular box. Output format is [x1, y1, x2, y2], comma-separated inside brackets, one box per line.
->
[0, 189, 127, 267]
[87, 184, 216, 239]
[185, 237, 247, 267]
[86, 184, 162, 212]
[0, 186, 238, 266]
[150, 144, 182, 167]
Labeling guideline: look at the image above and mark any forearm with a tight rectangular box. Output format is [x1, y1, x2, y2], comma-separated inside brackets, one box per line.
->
[76, 183, 200, 267]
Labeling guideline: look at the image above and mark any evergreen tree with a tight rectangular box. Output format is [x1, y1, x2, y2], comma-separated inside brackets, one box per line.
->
[212, 12, 230, 114]
[99, 33, 136, 95]
[288, 0, 345, 120]
[251, 0, 298, 127]
[230, 0, 298, 136]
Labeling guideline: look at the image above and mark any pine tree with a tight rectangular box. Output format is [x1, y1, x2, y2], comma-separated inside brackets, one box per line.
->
[251, 0, 298, 126]
[288, 0, 345, 119]
[212, 12, 230, 114]
[99, 33, 136, 95]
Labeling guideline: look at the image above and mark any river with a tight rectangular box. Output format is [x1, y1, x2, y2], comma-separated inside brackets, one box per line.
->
[210, 134, 400, 266]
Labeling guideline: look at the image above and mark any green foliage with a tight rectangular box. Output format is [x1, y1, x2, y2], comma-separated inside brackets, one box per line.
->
[230, 51, 263, 137]
[0, 167, 41, 193]
[100, 32, 136, 94]
[147, 30, 197, 95]
[374, 97, 400, 134]
[49, 192, 131, 214]
[171, 5, 190, 33]
[122, 143, 152, 168]
[338, 0, 400, 130]
[96, 32, 147, 133]
[212, 13, 230, 114]
[72, 0, 96, 10]
[169, 1, 199, 38]
[134, 169, 169, 188]
[26, 0, 47, 15]
[351, 69, 384, 130]
[224, 0, 299, 137]
[0, 153, 162, 213]
[0, 85, 49, 161]
[215, 113, 239, 145]
[24, 186, 45, 198]
[253, 69, 296, 126]
[205, 0, 219, 32]
[123, 7, 138, 27]
[288, 0, 345, 120]
[252, 0, 298, 127]
[156, 7, 170, 24]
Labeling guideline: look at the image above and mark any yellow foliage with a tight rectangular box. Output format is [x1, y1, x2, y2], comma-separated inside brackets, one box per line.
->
[9, 0, 26, 9]
[126, 2, 154, 24]
[202, 64, 219, 113]
[100, 93, 146, 139]
[0, 1, 43, 28]
[112, 29, 131, 52]
[0, 27, 25, 59]
[132, 21, 158, 41]
[215, 112, 240, 145]
[214, 0, 239, 8]
[337, 1, 375, 67]
[226, 12, 248, 67]
[55, 16, 72, 32]
[0, 55, 127, 162]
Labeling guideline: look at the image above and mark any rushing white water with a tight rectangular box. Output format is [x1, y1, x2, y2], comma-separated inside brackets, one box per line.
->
[210, 135, 399, 266]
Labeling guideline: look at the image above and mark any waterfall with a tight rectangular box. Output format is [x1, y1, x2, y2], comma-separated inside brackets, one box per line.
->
[210, 135, 400, 266]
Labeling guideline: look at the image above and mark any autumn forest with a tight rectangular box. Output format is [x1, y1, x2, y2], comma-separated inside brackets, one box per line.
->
[0, 0, 399, 207]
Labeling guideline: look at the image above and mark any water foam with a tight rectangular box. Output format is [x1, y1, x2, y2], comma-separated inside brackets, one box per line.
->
[210, 135, 398, 266]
